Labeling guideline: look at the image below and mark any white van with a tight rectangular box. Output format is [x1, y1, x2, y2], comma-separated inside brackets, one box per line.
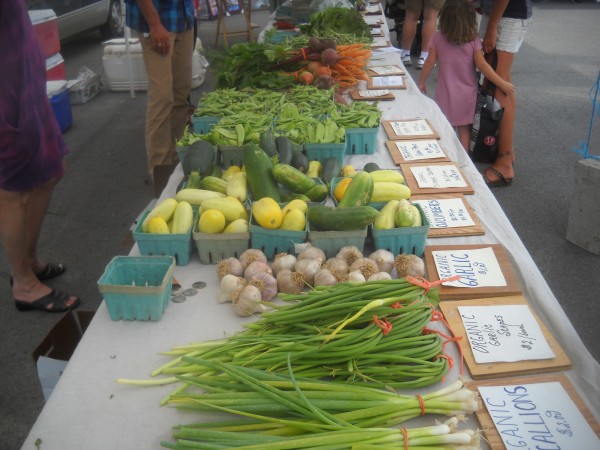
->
[26, 0, 124, 40]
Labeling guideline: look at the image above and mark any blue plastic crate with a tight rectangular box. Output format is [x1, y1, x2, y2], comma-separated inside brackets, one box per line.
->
[307, 226, 368, 259]
[304, 143, 346, 168]
[133, 210, 195, 266]
[345, 127, 379, 155]
[191, 115, 219, 134]
[249, 212, 307, 259]
[193, 226, 250, 264]
[97, 256, 175, 321]
[370, 204, 430, 256]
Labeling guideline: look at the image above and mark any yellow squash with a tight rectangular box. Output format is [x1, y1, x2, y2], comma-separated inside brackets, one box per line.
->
[252, 197, 283, 229]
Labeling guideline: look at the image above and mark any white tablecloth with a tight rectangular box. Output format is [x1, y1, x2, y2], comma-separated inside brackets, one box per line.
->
[22, 13, 600, 450]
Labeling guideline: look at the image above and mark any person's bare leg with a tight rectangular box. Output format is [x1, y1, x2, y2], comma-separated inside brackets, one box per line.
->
[484, 50, 516, 182]
[401, 10, 421, 52]
[420, 8, 440, 57]
[457, 125, 471, 152]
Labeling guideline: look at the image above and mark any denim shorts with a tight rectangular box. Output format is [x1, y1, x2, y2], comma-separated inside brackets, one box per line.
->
[480, 15, 533, 53]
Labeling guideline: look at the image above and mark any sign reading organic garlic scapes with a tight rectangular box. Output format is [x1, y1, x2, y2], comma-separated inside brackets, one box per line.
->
[457, 304, 555, 363]
[479, 382, 600, 449]
[432, 247, 506, 287]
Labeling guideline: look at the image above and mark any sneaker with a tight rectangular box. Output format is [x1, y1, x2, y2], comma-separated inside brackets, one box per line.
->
[417, 57, 425, 69]
[401, 54, 412, 66]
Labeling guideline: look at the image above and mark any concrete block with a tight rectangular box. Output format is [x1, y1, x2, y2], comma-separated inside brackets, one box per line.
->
[566, 158, 600, 255]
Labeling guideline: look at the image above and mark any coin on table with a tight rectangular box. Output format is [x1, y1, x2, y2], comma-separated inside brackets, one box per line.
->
[192, 281, 207, 289]
[183, 288, 198, 297]
[171, 294, 187, 303]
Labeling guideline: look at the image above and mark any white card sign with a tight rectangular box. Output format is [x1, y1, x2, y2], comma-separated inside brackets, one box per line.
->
[410, 165, 468, 188]
[393, 140, 445, 161]
[370, 65, 404, 75]
[359, 89, 391, 97]
[390, 119, 434, 137]
[479, 382, 600, 449]
[457, 305, 555, 363]
[432, 247, 507, 287]
[371, 76, 405, 87]
[370, 27, 382, 35]
[412, 198, 475, 228]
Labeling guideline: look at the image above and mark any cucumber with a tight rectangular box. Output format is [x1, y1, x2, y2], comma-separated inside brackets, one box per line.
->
[371, 182, 411, 202]
[198, 176, 228, 194]
[259, 130, 278, 158]
[272, 163, 317, 194]
[338, 171, 374, 208]
[307, 205, 379, 231]
[304, 183, 328, 202]
[186, 170, 202, 189]
[288, 193, 312, 202]
[363, 162, 381, 173]
[243, 143, 281, 202]
[275, 136, 293, 165]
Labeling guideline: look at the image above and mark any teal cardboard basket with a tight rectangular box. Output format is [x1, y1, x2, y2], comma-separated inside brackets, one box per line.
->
[304, 142, 346, 168]
[249, 212, 307, 259]
[191, 115, 219, 134]
[307, 226, 368, 259]
[370, 204, 430, 256]
[97, 256, 175, 321]
[218, 144, 246, 168]
[345, 127, 379, 155]
[133, 210, 194, 266]
[193, 225, 250, 264]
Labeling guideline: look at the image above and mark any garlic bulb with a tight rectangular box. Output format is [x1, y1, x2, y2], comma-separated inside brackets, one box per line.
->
[337, 246, 363, 266]
[294, 258, 322, 285]
[244, 260, 272, 280]
[271, 253, 297, 277]
[249, 271, 278, 302]
[368, 250, 395, 274]
[276, 269, 306, 294]
[349, 257, 379, 280]
[347, 271, 366, 283]
[218, 274, 246, 303]
[216, 257, 244, 280]
[368, 272, 392, 281]
[323, 257, 349, 275]
[231, 284, 268, 316]
[297, 245, 326, 262]
[394, 254, 426, 278]
[239, 249, 267, 269]
[313, 268, 338, 287]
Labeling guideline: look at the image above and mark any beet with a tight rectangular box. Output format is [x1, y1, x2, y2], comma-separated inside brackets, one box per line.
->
[313, 75, 333, 90]
[308, 37, 323, 53]
[321, 48, 339, 66]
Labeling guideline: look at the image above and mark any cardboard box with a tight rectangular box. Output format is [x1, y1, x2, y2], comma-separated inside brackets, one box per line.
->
[32, 310, 95, 401]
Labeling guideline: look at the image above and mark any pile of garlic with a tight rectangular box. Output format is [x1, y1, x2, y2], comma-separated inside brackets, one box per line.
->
[215, 245, 426, 317]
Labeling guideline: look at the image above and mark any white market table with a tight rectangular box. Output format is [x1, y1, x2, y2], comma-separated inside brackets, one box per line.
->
[22, 11, 600, 450]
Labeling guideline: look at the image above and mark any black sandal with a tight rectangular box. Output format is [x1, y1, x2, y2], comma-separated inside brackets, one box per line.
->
[35, 262, 66, 280]
[14, 290, 80, 313]
[483, 167, 513, 188]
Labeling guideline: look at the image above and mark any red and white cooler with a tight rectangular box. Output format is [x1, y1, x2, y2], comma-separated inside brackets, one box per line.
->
[28, 9, 60, 58]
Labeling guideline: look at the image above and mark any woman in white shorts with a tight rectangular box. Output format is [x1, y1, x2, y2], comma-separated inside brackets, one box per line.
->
[479, 0, 533, 187]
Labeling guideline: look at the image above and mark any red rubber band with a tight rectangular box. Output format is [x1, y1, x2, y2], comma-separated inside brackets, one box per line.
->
[400, 428, 409, 450]
[406, 275, 462, 293]
[431, 310, 466, 377]
[372, 315, 393, 335]
[416, 394, 426, 415]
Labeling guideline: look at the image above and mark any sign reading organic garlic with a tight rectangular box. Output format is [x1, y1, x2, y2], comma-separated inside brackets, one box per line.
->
[479, 382, 600, 449]
[410, 165, 467, 188]
[457, 305, 555, 363]
[432, 247, 506, 287]
[412, 198, 475, 228]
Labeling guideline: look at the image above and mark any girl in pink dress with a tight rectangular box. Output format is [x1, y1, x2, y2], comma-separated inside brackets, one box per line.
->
[418, 0, 514, 151]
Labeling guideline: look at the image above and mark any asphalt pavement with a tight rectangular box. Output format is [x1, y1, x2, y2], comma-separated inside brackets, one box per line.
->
[1, 2, 599, 449]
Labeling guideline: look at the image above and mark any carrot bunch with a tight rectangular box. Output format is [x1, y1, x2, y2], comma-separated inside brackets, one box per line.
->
[330, 43, 372, 88]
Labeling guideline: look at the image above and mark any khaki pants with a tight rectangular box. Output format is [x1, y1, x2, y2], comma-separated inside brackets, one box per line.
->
[139, 28, 194, 178]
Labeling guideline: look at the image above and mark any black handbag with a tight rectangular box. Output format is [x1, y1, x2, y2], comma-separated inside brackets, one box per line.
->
[469, 51, 504, 163]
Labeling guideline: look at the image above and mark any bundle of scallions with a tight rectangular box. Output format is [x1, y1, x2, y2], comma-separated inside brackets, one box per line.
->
[118, 279, 453, 392]
[160, 358, 480, 449]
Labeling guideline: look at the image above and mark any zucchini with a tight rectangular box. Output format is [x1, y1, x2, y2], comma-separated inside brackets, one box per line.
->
[320, 157, 339, 185]
[186, 170, 202, 189]
[304, 183, 328, 202]
[259, 130, 278, 158]
[272, 163, 317, 194]
[198, 176, 227, 194]
[291, 149, 309, 173]
[183, 140, 216, 177]
[244, 143, 281, 202]
[275, 136, 293, 165]
[338, 171, 374, 208]
[307, 205, 379, 231]
[363, 162, 381, 173]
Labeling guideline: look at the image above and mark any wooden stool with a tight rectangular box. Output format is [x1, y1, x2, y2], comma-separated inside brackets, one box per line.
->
[214, 0, 260, 47]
